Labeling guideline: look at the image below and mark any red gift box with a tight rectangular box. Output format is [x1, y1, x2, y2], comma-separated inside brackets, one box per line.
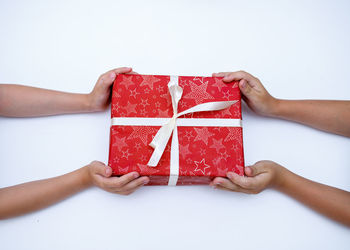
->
[108, 74, 244, 185]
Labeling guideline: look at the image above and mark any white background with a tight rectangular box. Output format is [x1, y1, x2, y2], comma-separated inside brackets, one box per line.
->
[0, 0, 349, 249]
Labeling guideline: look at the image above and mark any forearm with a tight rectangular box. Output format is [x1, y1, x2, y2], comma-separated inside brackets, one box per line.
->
[276, 168, 350, 227]
[0, 167, 91, 219]
[272, 100, 350, 137]
[0, 84, 92, 117]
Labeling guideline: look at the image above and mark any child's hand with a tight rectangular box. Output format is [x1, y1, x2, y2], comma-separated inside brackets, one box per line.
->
[87, 67, 134, 112]
[212, 71, 279, 117]
[210, 161, 284, 194]
[84, 161, 149, 195]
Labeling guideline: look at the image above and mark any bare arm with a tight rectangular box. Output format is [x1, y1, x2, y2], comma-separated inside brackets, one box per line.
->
[274, 100, 350, 137]
[211, 161, 350, 227]
[0, 67, 133, 117]
[212, 71, 350, 137]
[0, 161, 149, 219]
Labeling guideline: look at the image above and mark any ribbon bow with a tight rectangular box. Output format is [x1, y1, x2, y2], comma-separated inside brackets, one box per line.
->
[147, 76, 237, 185]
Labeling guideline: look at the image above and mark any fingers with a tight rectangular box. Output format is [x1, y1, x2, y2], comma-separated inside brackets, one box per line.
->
[226, 172, 256, 190]
[212, 71, 256, 83]
[99, 67, 133, 86]
[212, 72, 232, 77]
[104, 171, 140, 188]
[239, 79, 254, 97]
[245, 162, 270, 177]
[211, 177, 248, 193]
[117, 176, 150, 192]
[111, 67, 133, 74]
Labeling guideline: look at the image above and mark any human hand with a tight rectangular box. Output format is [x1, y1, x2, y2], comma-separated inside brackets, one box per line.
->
[212, 71, 279, 117]
[84, 161, 149, 195]
[210, 161, 285, 194]
[87, 67, 135, 112]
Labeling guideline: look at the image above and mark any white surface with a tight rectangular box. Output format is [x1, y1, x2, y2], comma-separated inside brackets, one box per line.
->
[0, 0, 349, 249]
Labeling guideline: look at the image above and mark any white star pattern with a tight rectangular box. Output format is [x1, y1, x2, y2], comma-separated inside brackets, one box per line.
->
[125, 101, 137, 114]
[140, 108, 147, 116]
[212, 157, 221, 166]
[112, 135, 128, 151]
[119, 75, 135, 87]
[232, 82, 239, 88]
[128, 126, 157, 145]
[129, 88, 139, 99]
[140, 99, 150, 108]
[121, 149, 132, 160]
[183, 130, 194, 141]
[134, 142, 141, 151]
[179, 78, 189, 86]
[118, 166, 129, 173]
[219, 150, 229, 161]
[223, 90, 234, 100]
[216, 166, 228, 176]
[158, 109, 170, 117]
[183, 79, 215, 104]
[181, 144, 192, 159]
[160, 93, 172, 107]
[140, 155, 147, 162]
[113, 90, 121, 98]
[156, 85, 164, 92]
[179, 100, 189, 109]
[112, 103, 120, 113]
[137, 163, 160, 174]
[155, 102, 161, 108]
[194, 159, 211, 175]
[199, 148, 206, 156]
[212, 78, 226, 91]
[232, 144, 239, 152]
[220, 107, 232, 117]
[194, 127, 215, 145]
[224, 128, 242, 143]
[210, 138, 225, 153]
[139, 75, 160, 90]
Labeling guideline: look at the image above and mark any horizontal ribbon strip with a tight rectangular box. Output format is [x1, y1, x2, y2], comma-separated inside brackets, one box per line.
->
[111, 117, 242, 127]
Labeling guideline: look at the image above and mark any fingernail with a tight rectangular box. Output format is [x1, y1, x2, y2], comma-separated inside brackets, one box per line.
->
[105, 167, 112, 175]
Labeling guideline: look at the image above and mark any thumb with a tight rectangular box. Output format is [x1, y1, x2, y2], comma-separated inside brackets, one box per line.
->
[93, 162, 113, 177]
[239, 79, 253, 97]
[244, 165, 263, 177]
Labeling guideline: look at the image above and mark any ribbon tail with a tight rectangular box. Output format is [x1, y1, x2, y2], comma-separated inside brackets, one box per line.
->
[147, 119, 176, 167]
[168, 125, 179, 186]
[177, 100, 238, 117]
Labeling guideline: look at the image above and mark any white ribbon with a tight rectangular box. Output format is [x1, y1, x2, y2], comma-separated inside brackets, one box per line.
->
[111, 76, 241, 186]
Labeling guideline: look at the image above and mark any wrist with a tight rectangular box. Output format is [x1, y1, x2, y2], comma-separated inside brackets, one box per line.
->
[266, 98, 283, 117]
[78, 166, 93, 188]
[77, 94, 94, 113]
[272, 164, 291, 191]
